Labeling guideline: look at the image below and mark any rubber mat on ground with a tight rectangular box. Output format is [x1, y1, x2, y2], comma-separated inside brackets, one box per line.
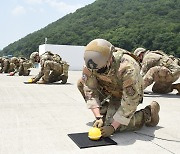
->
[68, 132, 117, 149]
[23, 82, 36, 84]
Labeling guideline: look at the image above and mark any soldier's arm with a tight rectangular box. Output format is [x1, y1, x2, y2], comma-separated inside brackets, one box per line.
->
[141, 59, 156, 76]
[82, 67, 100, 107]
[141, 54, 161, 76]
[32, 67, 44, 82]
[82, 67, 102, 117]
[62, 62, 69, 76]
[112, 60, 143, 127]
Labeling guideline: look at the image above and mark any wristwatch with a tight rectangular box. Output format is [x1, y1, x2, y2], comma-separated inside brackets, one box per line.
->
[96, 116, 103, 120]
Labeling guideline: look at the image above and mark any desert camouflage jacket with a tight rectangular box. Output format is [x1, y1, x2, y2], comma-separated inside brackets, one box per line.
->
[141, 50, 180, 77]
[82, 48, 143, 126]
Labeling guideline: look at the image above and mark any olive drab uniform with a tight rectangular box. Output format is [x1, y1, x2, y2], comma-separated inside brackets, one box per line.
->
[78, 48, 154, 132]
[33, 51, 69, 84]
[141, 50, 180, 94]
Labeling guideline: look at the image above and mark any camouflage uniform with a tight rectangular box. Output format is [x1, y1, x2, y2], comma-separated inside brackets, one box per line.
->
[169, 55, 180, 66]
[0, 57, 19, 73]
[141, 50, 180, 94]
[18, 57, 33, 76]
[78, 49, 155, 132]
[33, 51, 69, 84]
[0, 57, 5, 73]
[9, 57, 20, 73]
[8, 57, 34, 76]
[2, 58, 11, 73]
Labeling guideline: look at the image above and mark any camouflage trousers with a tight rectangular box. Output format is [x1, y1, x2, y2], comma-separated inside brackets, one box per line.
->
[143, 66, 180, 93]
[3, 60, 16, 73]
[77, 79, 150, 132]
[18, 62, 33, 76]
[42, 60, 68, 83]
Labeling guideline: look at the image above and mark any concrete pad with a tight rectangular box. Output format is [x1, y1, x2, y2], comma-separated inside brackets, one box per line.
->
[0, 68, 179, 154]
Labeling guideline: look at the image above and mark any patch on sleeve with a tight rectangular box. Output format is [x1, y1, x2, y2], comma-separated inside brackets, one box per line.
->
[126, 86, 135, 96]
[123, 79, 134, 88]
[82, 74, 87, 81]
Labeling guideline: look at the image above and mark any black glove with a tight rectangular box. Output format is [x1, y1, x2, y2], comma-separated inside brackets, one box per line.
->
[100, 125, 115, 137]
[93, 117, 104, 128]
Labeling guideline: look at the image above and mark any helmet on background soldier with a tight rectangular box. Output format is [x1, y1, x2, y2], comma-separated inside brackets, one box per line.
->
[10, 57, 19, 64]
[134, 47, 146, 57]
[84, 39, 115, 70]
[30, 52, 40, 63]
[0, 57, 5, 62]
[53, 54, 62, 63]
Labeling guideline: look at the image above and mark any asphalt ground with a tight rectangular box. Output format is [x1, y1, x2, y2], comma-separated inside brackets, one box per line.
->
[0, 68, 179, 154]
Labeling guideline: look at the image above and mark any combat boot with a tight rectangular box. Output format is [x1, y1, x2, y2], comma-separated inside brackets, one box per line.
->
[37, 80, 48, 84]
[144, 101, 160, 127]
[61, 75, 68, 84]
[172, 83, 180, 95]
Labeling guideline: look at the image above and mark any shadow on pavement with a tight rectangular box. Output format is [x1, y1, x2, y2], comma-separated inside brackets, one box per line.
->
[86, 121, 166, 145]
[113, 126, 163, 146]
[46, 82, 73, 85]
[144, 92, 180, 98]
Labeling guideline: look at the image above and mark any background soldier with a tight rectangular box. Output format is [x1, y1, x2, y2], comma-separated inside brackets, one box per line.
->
[17, 57, 34, 76]
[30, 52, 40, 64]
[9, 53, 39, 76]
[0, 56, 19, 74]
[16, 52, 41, 76]
[1, 57, 11, 73]
[31, 51, 69, 84]
[134, 48, 180, 94]
[0, 57, 5, 73]
[169, 55, 180, 66]
[77, 39, 160, 137]
[9, 57, 20, 72]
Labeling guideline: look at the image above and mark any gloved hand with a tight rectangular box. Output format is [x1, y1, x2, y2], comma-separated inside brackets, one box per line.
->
[28, 78, 36, 83]
[31, 78, 36, 83]
[93, 117, 104, 128]
[100, 125, 115, 137]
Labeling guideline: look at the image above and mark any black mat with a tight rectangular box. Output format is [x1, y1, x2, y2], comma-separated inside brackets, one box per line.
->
[68, 132, 117, 149]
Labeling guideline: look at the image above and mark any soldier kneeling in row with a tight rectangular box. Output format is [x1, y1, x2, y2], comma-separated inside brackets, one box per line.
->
[77, 39, 160, 137]
[9, 56, 35, 76]
[134, 48, 180, 95]
[0, 57, 19, 74]
[30, 51, 69, 84]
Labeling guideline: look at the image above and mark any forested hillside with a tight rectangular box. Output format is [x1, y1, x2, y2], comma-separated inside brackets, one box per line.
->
[1, 0, 180, 57]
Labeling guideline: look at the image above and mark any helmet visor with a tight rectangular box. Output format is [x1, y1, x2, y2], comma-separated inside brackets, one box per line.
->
[84, 50, 110, 70]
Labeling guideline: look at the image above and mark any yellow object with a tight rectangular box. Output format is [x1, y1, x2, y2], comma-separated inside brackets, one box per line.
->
[88, 127, 101, 140]
[28, 78, 33, 83]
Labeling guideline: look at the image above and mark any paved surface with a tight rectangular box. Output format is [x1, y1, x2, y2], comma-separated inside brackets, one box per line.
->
[0, 68, 179, 154]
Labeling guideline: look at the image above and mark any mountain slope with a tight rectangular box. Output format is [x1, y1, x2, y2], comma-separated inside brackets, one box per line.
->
[1, 0, 180, 57]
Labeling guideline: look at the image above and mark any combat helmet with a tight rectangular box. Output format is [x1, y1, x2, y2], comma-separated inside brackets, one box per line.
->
[10, 57, 19, 64]
[30, 52, 40, 63]
[84, 39, 115, 70]
[53, 54, 62, 63]
[0, 57, 5, 62]
[134, 47, 146, 57]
